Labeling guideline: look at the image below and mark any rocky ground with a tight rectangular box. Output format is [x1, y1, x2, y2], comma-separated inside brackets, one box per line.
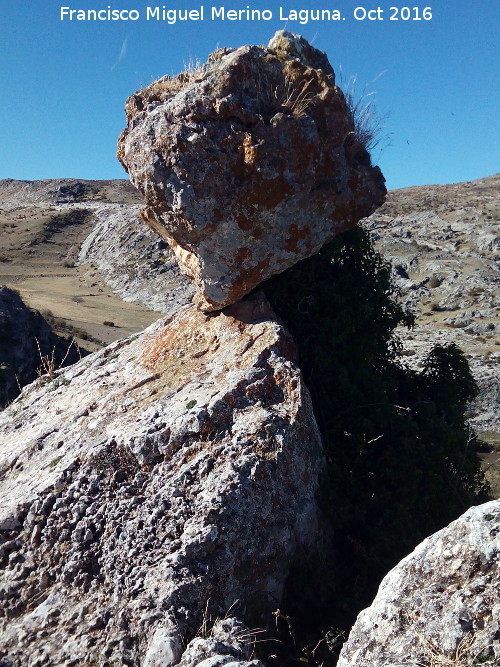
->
[0, 178, 183, 352]
[78, 204, 193, 315]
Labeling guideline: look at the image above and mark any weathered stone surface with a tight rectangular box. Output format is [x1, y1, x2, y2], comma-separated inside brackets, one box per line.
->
[337, 499, 500, 666]
[0, 292, 323, 665]
[78, 203, 194, 314]
[118, 30, 386, 311]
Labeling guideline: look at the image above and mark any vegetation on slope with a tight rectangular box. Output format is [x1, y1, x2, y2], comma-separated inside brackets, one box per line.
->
[263, 227, 491, 664]
[0, 287, 89, 407]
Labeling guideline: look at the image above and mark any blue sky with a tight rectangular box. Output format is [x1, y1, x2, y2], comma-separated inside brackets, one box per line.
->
[1, 0, 498, 189]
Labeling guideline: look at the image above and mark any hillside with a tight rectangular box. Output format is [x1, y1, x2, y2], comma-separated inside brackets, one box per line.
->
[0, 178, 190, 351]
[363, 174, 500, 492]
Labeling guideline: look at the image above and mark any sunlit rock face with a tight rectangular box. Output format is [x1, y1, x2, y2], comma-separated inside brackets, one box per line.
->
[0, 292, 324, 666]
[337, 499, 500, 667]
[118, 30, 386, 311]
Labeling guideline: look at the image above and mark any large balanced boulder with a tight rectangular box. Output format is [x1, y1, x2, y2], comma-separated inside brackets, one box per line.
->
[118, 31, 386, 311]
[0, 292, 323, 666]
[337, 499, 500, 667]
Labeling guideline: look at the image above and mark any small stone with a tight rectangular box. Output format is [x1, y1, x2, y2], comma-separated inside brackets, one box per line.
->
[143, 626, 183, 667]
[71, 527, 85, 543]
[30, 525, 42, 545]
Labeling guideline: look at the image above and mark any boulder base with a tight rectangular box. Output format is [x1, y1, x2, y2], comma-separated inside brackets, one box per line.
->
[0, 293, 323, 666]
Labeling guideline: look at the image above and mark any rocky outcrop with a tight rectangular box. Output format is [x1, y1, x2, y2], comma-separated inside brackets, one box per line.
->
[0, 292, 323, 666]
[118, 30, 386, 311]
[78, 204, 194, 314]
[363, 174, 500, 435]
[337, 499, 500, 666]
[0, 287, 85, 407]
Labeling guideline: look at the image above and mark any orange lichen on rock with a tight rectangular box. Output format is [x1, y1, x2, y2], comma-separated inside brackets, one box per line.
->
[118, 30, 386, 311]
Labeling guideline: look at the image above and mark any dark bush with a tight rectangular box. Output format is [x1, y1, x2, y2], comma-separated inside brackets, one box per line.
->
[263, 227, 490, 663]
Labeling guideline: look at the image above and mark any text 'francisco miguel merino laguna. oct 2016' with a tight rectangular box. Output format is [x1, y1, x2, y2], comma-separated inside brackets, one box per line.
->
[59, 5, 434, 24]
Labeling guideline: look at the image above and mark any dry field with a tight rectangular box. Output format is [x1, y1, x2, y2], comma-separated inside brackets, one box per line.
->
[0, 179, 161, 351]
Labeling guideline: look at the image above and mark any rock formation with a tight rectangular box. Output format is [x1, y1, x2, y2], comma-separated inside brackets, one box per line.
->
[337, 499, 500, 666]
[118, 30, 386, 311]
[363, 174, 500, 435]
[0, 293, 323, 665]
[78, 204, 194, 315]
[3, 30, 496, 667]
[0, 287, 86, 407]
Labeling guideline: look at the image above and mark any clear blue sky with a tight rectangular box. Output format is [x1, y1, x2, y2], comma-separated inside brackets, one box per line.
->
[1, 0, 498, 189]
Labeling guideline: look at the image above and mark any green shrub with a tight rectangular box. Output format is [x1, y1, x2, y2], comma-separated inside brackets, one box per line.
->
[263, 227, 490, 663]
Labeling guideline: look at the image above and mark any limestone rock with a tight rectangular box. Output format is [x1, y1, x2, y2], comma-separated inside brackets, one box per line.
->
[78, 204, 194, 314]
[363, 173, 500, 435]
[118, 31, 386, 311]
[337, 499, 500, 666]
[0, 292, 323, 665]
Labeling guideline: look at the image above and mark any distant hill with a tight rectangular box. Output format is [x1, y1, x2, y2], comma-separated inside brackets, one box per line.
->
[0, 178, 189, 352]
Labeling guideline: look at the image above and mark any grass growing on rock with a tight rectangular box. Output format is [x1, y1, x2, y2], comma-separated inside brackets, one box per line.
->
[417, 631, 496, 666]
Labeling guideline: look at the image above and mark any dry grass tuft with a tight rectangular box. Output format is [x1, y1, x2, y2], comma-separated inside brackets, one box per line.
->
[416, 631, 496, 666]
[340, 72, 388, 152]
[269, 75, 317, 117]
[142, 58, 204, 104]
[196, 599, 266, 652]
[35, 336, 81, 380]
[253, 66, 323, 121]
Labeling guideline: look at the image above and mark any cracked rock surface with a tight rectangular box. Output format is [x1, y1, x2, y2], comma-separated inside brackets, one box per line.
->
[337, 499, 500, 667]
[0, 292, 323, 666]
[118, 30, 386, 311]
